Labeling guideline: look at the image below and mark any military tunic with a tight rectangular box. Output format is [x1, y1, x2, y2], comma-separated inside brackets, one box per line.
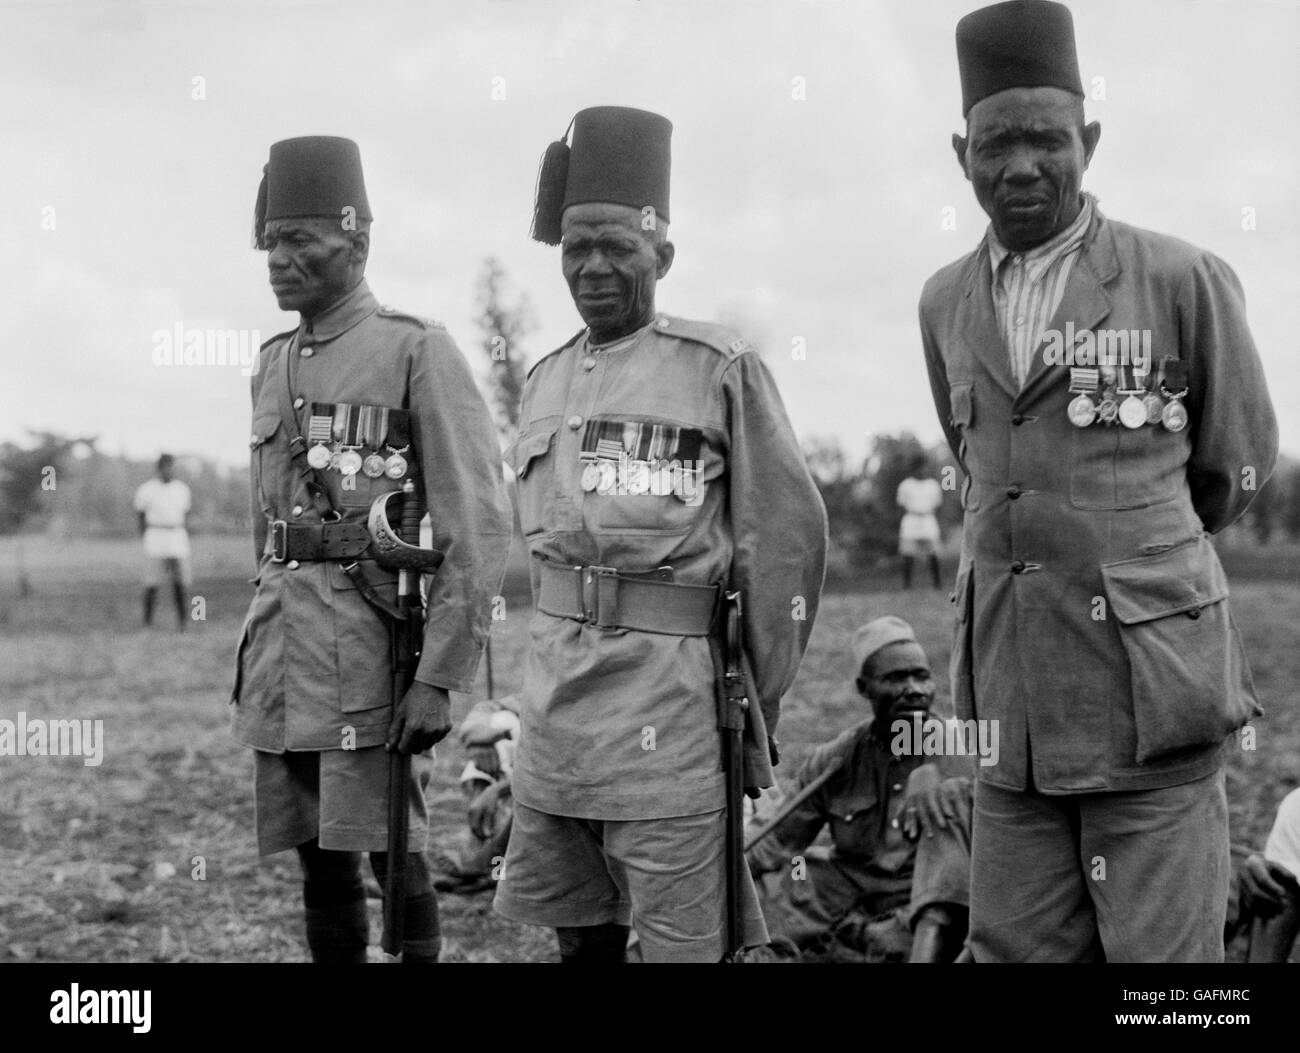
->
[507, 315, 829, 821]
[231, 279, 514, 753]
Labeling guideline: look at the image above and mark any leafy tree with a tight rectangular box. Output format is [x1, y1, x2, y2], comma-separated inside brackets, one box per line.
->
[476, 257, 534, 443]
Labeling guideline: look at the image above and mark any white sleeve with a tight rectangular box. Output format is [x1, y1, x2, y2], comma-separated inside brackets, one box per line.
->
[132, 482, 149, 513]
[1264, 787, 1300, 879]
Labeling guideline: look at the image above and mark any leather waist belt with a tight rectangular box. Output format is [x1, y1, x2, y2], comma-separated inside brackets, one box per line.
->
[537, 561, 719, 636]
[265, 519, 371, 563]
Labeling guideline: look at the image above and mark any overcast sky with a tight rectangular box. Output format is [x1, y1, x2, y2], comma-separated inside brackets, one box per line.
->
[2, 0, 1296, 469]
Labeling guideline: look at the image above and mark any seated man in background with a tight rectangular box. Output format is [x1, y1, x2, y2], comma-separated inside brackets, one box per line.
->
[1226, 786, 1300, 962]
[434, 694, 520, 895]
[747, 617, 974, 962]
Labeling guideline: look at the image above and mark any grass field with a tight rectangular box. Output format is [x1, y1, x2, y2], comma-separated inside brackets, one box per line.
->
[0, 533, 1297, 963]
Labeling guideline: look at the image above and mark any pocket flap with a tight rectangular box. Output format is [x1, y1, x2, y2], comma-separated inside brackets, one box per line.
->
[249, 414, 281, 448]
[1100, 536, 1228, 625]
[949, 382, 973, 428]
[508, 422, 558, 478]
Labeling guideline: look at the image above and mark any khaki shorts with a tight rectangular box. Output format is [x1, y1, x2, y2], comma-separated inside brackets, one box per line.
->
[493, 802, 768, 962]
[253, 746, 433, 856]
[144, 556, 192, 586]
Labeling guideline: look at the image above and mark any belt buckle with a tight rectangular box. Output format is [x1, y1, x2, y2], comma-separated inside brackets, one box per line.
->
[580, 565, 618, 628]
[270, 520, 288, 563]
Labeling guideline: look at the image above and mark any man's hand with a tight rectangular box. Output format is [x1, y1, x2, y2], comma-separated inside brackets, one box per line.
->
[386, 681, 452, 755]
[1239, 853, 1300, 920]
[466, 745, 502, 778]
[900, 765, 970, 842]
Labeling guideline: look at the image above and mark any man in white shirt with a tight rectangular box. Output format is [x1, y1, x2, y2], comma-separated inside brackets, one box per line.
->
[896, 455, 943, 590]
[133, 453, 192, 629]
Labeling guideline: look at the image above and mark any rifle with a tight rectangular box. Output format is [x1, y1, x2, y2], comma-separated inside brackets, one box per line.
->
[718, 589, 749, 962]
[381, 480, 425, 960]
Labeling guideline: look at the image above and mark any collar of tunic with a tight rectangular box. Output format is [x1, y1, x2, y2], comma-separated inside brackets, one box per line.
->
[295, 278, 378, 345]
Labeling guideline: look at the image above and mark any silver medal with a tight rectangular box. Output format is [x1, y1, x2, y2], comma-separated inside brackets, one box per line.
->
[307, 443, 332, 469]
[1119, 395, 1146, 429]
[337, 449, 363, 476]
[1067, 394, 1097, 428]
[384, 453, 408, 479]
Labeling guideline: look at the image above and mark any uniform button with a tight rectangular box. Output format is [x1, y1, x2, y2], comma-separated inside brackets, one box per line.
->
[1011, 414, 1026, 426]
[300, 346, 314, 358]
[582, 357, 597, 371]
[291, 505, 304, 518]
[892, 783, 902, 792]
[655, 316, 670, 329]
[1187, 607, 1201, 620]
[248, 435, 259, 448]
[286, 560, 300, 570]
[1011, 560, 1026, 574]
[293, 396, 305, 410]
[1013, 255, 1023, 265]
[891, 818, 900, 829]
[1007, 485, 1022, 499]
[567, 415, 583, 430]
[1015, 315, 1026, 326]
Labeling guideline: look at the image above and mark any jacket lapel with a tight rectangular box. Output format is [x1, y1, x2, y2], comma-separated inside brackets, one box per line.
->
[954, 242, 1018, 400]
[1017, 212, 1121, 405]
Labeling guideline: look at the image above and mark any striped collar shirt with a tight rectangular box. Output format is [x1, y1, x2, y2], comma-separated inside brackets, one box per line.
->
[987, 195, 1094, 387]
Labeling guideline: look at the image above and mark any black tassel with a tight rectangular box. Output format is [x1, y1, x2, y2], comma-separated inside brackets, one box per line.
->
[530, 138, 570, 246]
[252, 165, 269, 250]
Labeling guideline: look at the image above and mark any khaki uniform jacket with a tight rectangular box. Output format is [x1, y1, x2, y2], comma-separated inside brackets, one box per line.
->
[748, 721, 921, 880]
[231, 280, 513, 753]
[508, 315, 828, 820]
[920, 209, 1278, 793]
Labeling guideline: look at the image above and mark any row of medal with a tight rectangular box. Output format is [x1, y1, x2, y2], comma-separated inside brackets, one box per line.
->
[305, 403, 411, 479]
[578, 455, 699, 497]
[1066, 358, 1189, 433]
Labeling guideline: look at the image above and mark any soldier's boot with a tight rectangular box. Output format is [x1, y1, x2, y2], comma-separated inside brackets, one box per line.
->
[143, 586, 157, 626]
[909, 904, 968, 963]
[370, 850, 441, 963]
[172, 582, 187, 630]
[555, 923, 631, 963]
[297, 840, 368, 964]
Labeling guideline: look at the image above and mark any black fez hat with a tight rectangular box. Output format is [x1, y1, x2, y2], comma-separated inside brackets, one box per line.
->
[956, 0, 1083, 117]
[530, 106, 672, 246]
[253, 136, 372, 249]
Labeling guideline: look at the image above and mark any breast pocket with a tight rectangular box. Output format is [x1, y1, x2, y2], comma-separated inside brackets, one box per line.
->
[249, 414, 282, 517]
[1070, 423, 1183, 511]
[587, 419, 709, 536]
[328, 562, 400, 720]
[508, 417, 560, 539]
[1101, 535, 1260, 763]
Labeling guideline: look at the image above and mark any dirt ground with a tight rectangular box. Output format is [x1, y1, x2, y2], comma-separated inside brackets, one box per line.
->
[0, 535, 1296, 963]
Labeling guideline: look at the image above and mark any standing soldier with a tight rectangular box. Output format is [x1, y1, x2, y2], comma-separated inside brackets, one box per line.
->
[920, 1, 1278, 961]
[232, 136, 513, 963]
[133, 452, 192, 629]
[492, 106, 829, 962]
